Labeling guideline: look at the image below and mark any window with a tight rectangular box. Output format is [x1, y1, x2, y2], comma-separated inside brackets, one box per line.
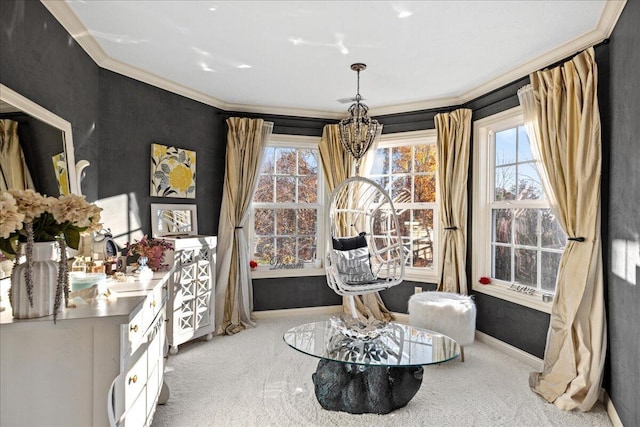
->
[250, 135, 323, 277]
[473, 107, 565, 312]
[369, 130, 439, 281]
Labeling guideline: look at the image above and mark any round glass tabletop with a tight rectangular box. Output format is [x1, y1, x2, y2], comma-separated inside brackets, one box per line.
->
[283, 319, 460, 367]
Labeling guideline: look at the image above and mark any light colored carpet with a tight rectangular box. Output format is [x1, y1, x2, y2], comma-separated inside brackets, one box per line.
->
[152, 314, 611, 427]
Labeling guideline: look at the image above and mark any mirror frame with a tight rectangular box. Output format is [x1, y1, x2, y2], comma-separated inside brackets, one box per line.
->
[150, 203, 198, 238]
[0, 83, 79, 195]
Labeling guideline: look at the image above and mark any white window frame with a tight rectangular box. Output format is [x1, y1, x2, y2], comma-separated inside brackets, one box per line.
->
[370, 130, 440, 283]
[249, 134, 325, 279]
[472, 106, 556, 313]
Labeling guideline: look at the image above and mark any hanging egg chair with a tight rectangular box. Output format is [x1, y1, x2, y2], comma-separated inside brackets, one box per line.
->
[326, 176, 405, 296]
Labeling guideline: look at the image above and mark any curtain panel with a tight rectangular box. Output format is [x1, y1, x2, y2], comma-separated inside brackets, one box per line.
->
[319, 124, 392, 322]
[0, 119, 35, 191]
[215, 117, 273, 335]
[519, 47, 606, 411]
[434, 109, 472, 295]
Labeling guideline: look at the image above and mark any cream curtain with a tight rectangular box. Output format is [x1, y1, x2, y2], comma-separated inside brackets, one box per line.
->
[0, 119, 35, 191]
[215, 117, 273, 335]
[518, 47, 606, 411]
[434, 109, 472, 295]
[318, 124, 392, 322]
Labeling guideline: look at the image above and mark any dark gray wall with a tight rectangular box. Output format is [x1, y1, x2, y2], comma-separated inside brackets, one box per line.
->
[97, 70, 226, 239]
[605, 1, 640, 425]
[0, 0, 100, 201]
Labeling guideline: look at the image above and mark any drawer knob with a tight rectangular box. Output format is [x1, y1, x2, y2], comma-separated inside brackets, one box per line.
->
[128, 375, 138, 385]
[150, 300, 157, 307]
[130, 324, 139, 333]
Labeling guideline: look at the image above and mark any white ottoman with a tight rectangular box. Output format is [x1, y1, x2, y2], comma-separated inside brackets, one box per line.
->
[408, 291, 476, 362]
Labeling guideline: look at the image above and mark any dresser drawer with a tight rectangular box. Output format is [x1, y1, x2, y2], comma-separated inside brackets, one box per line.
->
[123, 307, 147, 356]
[122, 385, 147, 427]
[124, 346, 148, 412]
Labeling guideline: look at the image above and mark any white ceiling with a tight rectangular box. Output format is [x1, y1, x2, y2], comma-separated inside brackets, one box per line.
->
[51, 1, 624, 118]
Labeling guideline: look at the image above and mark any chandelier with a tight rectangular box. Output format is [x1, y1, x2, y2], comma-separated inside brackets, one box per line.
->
[338, 63, 382, 174]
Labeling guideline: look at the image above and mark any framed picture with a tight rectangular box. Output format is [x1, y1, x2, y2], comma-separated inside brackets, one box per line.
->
[150, 143, 196, 198]
[51, 152, 70, 196]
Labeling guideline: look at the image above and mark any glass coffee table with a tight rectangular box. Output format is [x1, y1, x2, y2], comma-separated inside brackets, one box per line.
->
[283, 318, 460, 414]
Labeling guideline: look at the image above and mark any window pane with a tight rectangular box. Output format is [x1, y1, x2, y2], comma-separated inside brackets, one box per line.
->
[276, 237, 296, 263]
[298, 237, 315, 262]
[515, 248, 537, 287]
[541, 251, 562, 292]
[517, 162, 543, 200]
[298, 149, 317, 175]
[518, 126, 533, 162]
[371, 148, 388, 175]
[414, 174, 436, 202]
[261, 147, 275, 173]
[398, 209, 411, 237]
[254, 208, 274, 235]
[275, 176, 295, 203]
[414, 144, 436, 173]
[391, 176, 410, 200]
[492, 245, 511, 281]
[275, 148, 296, 175]
[372, 176, 389, 193]
[411, 209, 433, 268]
[254, 237, 274, 264]
[392, 146, 411, 173]
[298, 176, 317, 203]
[514, 209, 538, 247]
[254, 176, 274, 203]
[276, 209, 296, 235]
[495, 128, 516, 165]
[541, 209, 566, 249]
[495, 165, 516, 200]
[492, 209, 512, 244]
[298, 209, 317, 235]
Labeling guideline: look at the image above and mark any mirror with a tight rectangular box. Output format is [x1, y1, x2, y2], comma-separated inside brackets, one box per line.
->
[0, 84, 79, 196]
[151, 203, 198, 238]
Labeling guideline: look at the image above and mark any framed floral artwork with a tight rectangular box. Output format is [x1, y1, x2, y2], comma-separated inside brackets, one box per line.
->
[51, 152, 70, 196]
[150, 143, 196, 198]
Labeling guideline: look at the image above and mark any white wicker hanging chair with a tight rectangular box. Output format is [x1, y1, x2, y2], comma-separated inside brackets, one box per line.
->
[326, 176, 405, 296]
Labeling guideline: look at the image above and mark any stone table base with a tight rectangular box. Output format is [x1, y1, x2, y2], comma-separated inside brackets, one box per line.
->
[311, 359, 424, 414]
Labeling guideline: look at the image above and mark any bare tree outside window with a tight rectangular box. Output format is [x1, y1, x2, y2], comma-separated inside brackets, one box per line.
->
[370, 142, 437, 269]
[491, 126, 565, 293]
[252, 146, 320, 266]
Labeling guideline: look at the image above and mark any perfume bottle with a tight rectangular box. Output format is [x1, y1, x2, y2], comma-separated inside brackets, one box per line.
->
[71, 257, 86, 273]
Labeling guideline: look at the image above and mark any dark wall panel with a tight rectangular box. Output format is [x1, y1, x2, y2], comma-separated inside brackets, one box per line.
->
[253, 276, 341, 311]
[0, 0, 100, 200]
[606, 1, 640, 425]
[97, 70, 226, 238]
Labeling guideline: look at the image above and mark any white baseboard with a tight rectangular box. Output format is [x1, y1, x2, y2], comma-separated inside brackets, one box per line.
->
[475, 330, 544, 370]
[252, 305, 342, 320]
[602, 390, 624, 427]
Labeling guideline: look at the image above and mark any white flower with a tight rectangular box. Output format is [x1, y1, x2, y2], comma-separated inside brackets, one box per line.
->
[0, 192, 25, 239]
[8, 189, 50, 222]
[50, 194, 102, 229]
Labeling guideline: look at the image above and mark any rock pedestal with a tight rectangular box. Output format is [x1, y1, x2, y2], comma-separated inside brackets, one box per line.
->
[312, 359, 423, 414]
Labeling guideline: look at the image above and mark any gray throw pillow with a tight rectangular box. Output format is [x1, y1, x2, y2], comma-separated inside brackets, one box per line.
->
[332, 246, 376, 285]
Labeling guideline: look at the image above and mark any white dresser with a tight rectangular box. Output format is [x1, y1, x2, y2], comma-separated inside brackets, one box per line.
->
[162, 236, 216, 355]
[0, 272, 169, 427]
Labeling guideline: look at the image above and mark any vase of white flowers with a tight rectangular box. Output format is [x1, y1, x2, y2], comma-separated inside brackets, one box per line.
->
[0, 190, 102, 320]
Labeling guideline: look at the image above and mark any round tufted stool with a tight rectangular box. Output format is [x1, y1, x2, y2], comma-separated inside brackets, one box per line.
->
[408, 291, 476, 362]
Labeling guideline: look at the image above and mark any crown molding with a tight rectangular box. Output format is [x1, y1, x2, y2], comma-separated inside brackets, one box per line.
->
[41, 0, 627, 120]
